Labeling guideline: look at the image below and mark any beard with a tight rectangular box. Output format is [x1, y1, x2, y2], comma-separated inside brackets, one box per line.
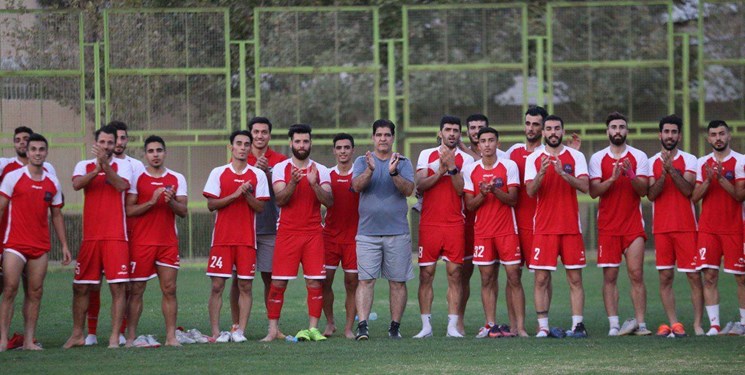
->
[713, 142, 728, 152]
[661, 138, 677, 151]
[609, 134, 626, 146]
[544, 135, 563, 147]
[526, 132, 541, 143]
[292, 146, 310, 160]
[16, 150, 26, 158]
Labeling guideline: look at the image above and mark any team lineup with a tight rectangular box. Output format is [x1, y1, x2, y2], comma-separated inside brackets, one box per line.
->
[1, 107, 745, 350]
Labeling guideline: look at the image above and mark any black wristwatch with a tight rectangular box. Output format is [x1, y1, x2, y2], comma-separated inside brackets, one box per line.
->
[389, 170, 399, 177]
[447, 168, 459, 176]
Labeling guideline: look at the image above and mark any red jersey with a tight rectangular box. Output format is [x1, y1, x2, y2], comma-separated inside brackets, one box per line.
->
[506, 143, 543, 231]
[272, 159, 331, 233]
[128, 168, 188, 246]
[589, 145, 649, 235]
[322, 166, 359, 243]
[698, 151, 741, 234]
[524, 147, 588, 235]
[73, 158, 132, 241]
[0, 166, 63, 251]
[248, 147, 288, 235]
[247, 147, 287, 169]
[462, 159, 519, 237]
[203, 163, 270, 246]
[649, 150, 697, 233]
[416, 147, 474, 227]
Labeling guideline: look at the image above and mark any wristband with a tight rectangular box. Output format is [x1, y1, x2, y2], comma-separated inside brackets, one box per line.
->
[447, 168, 459, 176]
[389, 170, 399, 177]
[625, 168, 636, 179]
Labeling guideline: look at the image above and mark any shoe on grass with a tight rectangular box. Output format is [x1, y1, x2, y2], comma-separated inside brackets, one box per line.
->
[571, 323, 588, 338]
[308, 328, 327, 341]
[388, 321, 402, 339]
[355, 321, 369, 341]
[671, 322, 687, 338]
[618, 318, 638, 336]
[656, 324, 671, 337]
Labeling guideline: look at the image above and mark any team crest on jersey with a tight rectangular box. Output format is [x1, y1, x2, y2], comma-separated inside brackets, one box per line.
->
[44, 191, 53, 202]
[725, 170, 735, 180]
[563, 164, 574, 175]
[494, 177, 504, 188]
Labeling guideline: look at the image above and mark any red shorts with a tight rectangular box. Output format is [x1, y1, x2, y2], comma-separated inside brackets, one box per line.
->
[518, 228, 534, 267]
[696, 232, 745, 274]
[529, 234, 586, 271]
[206, 245, 256, 279]
[655, 232, 697, 272]
[597, 232, 647, 268]
[272, 232, 326, 280]
[464, 224, 475, 261]
[324, 236, 357, 273]
[3, 247, 48, 263]
[417, 225, 465, 265]
[130, 245, 180, 281]
[74, 240, 130, 284]
[472, 235, 521, 266]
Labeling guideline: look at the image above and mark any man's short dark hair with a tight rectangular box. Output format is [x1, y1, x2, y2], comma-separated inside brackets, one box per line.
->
[144, 135, 166, 150]
[477, 127, 499, 140]
[708, 120, 729, 131]
[440, 115, 461, 130]
[333, 133, 354, 148]
[605, 111, 628, 127]
[525, 106, 549, 122]
[108, 120, 128, 133]
[14, 126, 33, 136]
[544, 114, 564, 129]
[288, 124, 312, 139]
[27, 133, 48, 148]
[466, 114, 489, 126]
[372, 119, 395, 137]
[229, 129, 252, 144]
[249, 117, 272, 132]
[659, 114, 683, 132]
[95, 124, 117, 141]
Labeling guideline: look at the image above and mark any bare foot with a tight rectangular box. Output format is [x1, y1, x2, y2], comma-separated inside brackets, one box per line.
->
[344, 330, 356, 339]
[518, 330, 530, 338]
[124, 340, 134, 348]
[62, 335, 85, 349]
[22, 343, 43, 351]
[108, 336, 120, 348]
[164, 339, 182, 347]
[323, 323, 336, 337]
[0, 343, 7, 352]
[694, 326, 705, 336]
[259, 330, 283, 342]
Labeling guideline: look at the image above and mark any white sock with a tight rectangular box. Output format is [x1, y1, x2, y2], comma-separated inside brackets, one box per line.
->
[705, 305, 720, 327]
[608, 316, 619, 329]
[538, 318, 549, 331]
[740, 308, 745, 325]
[421, 314, 432, 330]
[638, 322, 647, 331]
[486, 321, 495, 328]
[447, 314, 458, 330]
[571, 315, 583, 330]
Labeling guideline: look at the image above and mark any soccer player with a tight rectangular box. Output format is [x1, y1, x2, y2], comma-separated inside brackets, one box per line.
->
[0, 133, 70, 352]
[413, 116, 474, 338]
[588, 112, 651, 336]
[85, 121, 144, 346]
[63, 124, 133, 349]
[352, 119, 415, 340]
[462, 127, 524, 339]
[262, 124, 333, 342]
[692, 120, 745, 336]
[322, 133, 359, 339]
[228, 117, 287, 334]
[203, 130, 268, 343]
[525, 114, 589, 338]
[125, 136, 188, 347]
[647, 114, 703, 337]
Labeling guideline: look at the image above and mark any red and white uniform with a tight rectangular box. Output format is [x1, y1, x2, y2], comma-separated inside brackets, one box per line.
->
[203, 163, 269, 279]
[416, 147, 474, 265]
[649, 150, 698, 272]
[272, 159, 331, 280]
[72, 158, 132, 284]
[128, 168, 187, 281]
[119, 155, 145, 238]
[589, 145, 649, 267]
[525, 147, 588, 271]
[0, 166, 63, 261]
[323, 166, 359, 272]
[697, 151, 745, 274]
[507, 143, 544, 265]
[462, 159, 521, 266]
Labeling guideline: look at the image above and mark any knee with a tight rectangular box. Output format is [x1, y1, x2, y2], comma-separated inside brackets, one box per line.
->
[659, 272, 674, 286]
[447, 266, 463, 280]
[161, 282, 177, 297]
[628, 269, 644, 285]
[345, 278, 359, 292]
[211, 281, 226, 295]
[735, 275, 745, 287]
[603, 272, 618, 285]
[703, 272, 718, 287]
[507, 273, 522, 288]
[2, 284, 19, 300]
[419, 269, 435, 283]
[72, 284, 88, 297]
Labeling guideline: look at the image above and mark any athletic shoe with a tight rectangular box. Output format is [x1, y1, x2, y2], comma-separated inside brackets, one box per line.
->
[187, 328, 210, 344]
[488, 325, 503, 338]
[618, 318, 638, 336]
[295, 329, 311, 341]
[388, 321, 402, 339]
[175, 329, 196, 344]
[548, 327, 566, 338]
[231, 329, 248, 343]
[476, 325, 492, 338]
[118, 333, 126, 346]
[656, 324, 672, 337]
[145, 335, 161, 348]
[571, 323, 588, 338]
[412, 327, 433, 339]
[728, 322, 745, 336]
[719, 321, 734, 335]
[7, 333, 24, 350]
[671, 322, 687, 338]
[308, 328, 327, 342]
[634, 326, 652, 336]
[446, 328, 464, 338]
[705, 325, 720, 336]
[356, 321, 369, 341]
[132, 335, 151, 348]
[84, 334, 98, 346]
[499, 325, 517, 338]
[608, 327, 620, 336]
[535, 328, 549, 338]
[215, 331, 232, 343]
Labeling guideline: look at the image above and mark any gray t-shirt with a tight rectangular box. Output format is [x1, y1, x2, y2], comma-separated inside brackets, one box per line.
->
[353, 154, 414, 236]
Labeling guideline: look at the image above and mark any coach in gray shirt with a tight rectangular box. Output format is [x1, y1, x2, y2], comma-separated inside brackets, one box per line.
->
[352, 119, 415, 341]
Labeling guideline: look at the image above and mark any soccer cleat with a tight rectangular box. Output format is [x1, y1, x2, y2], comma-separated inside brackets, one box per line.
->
[476, 324, 492, 338]
[634, 326, 652, 336]
[671, 322, 687, 338]
[132, 335, 151, 348]
[705, 325, 720, 336]
[175, 329, 196, 344]
[535, 328, 549, 338]
[355, 321, 369, 341]
[571, 323, 588, 338]
[728, 322, 745, 336]
[656, 324, 672, 337]
[7, 333, 24, 350]
[307, 328, 327, 342]
[231, 329, 248, 343]
[719, 321, 734, 335]
[499, 325, 517, 338]
[145, 335, 161, 348]
[187, 328, 210, 344]
[215, 331, 232, 343]
[118, 333, 126, 346]
[548, 327, 566, 338]
[488, 325, 503, 338]
[388, 321, 402, 339]
[84, 334, 98, 346]
[295, 329, 311, 341]
[618, 318, 638, 336]
[608, 327, 620, 337]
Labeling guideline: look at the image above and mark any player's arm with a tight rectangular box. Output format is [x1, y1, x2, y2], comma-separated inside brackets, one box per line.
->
[736, 180, 745, 201]
[415, 167, 444, 194]
[72, 165, 101, 191]
[647, 173, 665, 201]
[100, 161, 129, 192]
[125, 189, 163, 217]
[0, 195, 8, 220]
[457, 140, 480, 160]
[717, 174, 738, 200]
[563, 174, 589, 194]
[50, 206, 72, 265]
[691, 180, 710, 203]
[167, 195, 188, 218]
[629, 174, 649, 197]
[669, 170, 695, 199]
[274, 174, 298, 206]
[242, 188, 265, 213]
[492, 186, 518, 207]
[589, 159, 620, 198]
[312, 183, 333, 207]
[207, 185, 245, 211]
[526, 156, 549, 197]
[464, 191, 485, 212]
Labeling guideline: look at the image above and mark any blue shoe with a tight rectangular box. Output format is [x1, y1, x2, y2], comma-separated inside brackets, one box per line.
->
[571, 322, 588, 338]
[548, 327, 566, 338]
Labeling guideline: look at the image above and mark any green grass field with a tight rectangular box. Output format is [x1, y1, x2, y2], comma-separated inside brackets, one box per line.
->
[2, 255, 745, 374]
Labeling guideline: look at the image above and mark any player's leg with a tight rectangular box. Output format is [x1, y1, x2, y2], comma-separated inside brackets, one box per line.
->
[208, 276, 227, 338]
[87, 283, 101, 342]
[457, 260, 473, 335]
[533, 270, 551, 336]
[63, 282, 91, 348]
[65, 242, 99, 349]
[599, 235, 620, 332]
[322, 267, 337, 336]
[342, 271, 358, 339]
[445, 261, 463, 337]
[386, 234, 413, 332]
[478, 264, 497, 330]
[504, 264, 526, 337]
[566, 269, 585, 329]
[0, 251, 24, 351]
[305, 278, 323, 329]
[686, 271, 704, 335]
[415, 263, 436, 337]
[658, 269, 677, 324]
[229, 275, 239, 331]
[625, 236, 648, 330]
[156, 265, 179, 346]
[107, 282, 127, 348]
[125, 281, 147, 346]
[702, 268, 720, 334]
[236, 278, 253, 334]
[21, 254, 47, 350]
[261, 279, 288, 342]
